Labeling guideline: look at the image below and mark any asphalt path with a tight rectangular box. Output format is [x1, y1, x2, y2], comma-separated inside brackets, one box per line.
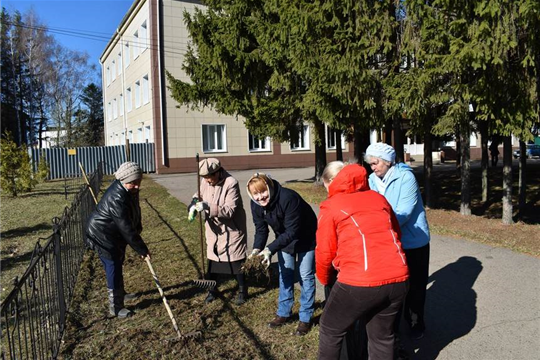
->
[150, 164, 540, 359]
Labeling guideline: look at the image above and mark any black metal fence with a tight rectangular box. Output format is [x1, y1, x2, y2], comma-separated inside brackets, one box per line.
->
[0, 163, 103, 360]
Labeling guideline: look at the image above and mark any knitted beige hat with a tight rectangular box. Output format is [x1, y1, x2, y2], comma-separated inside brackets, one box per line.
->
[199, 158, 221, 176]
[115, 162, 143, 183]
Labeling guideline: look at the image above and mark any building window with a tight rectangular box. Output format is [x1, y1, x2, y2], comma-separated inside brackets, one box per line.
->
[140, 21, 148, 52]
[144, 126, 151, 141]
[111, 60, 116, 81]
[326, 126, 345, 150]
[113, 98, 118, 119]
[142, 75, 149, 104]
[135, 81, 141, 108]
[291, 124, 310, 150]
[248, 132, 270, 152]
[117, 52, 122, 75]
[124, 42, 130, 68]
[202, 124, 226, 153]
[138, 127, 143, 142]
[107, 102, 112, 121]
[126, 87, 132, 112]
[128, 130, 133, 143]
[119, 94, 124, 116]
[133, 30, 139, 59]
[106, 66, 111, 86]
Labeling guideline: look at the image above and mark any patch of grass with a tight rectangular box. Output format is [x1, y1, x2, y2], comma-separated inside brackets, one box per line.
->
[0, 179, 83, 300]
[60, 176, 323, 359]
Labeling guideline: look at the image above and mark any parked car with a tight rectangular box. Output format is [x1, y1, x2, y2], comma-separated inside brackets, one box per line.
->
[513, 144, 540, 159]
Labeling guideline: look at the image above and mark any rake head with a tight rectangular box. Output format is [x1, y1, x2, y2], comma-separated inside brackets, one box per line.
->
[192, 279, 217, 290]
[181, 330, 203, 340]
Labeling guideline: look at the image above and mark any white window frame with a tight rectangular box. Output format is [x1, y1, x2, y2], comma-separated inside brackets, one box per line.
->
[248, 132, 271, 152]
[128, 130, 133, 143]
[126, 87, 132, 112]
[111, 60, 116, 81]
[291, 124, 310, 151]
[142, 75, 149, 105]
[140, 20, 148, 52]
[135, 80, 141, 108]
[202, 124, 227, 153]
[117, 52, 122, 75]
[144, 126, 151, 141]
[119, 93, 124, 116]
[113, 98, 118, 119]
[107, 102, 112, 121]
[133, 30, 139, 59]
[106, 66, 111, 86]
[124, 42, 130, 68]
[138, 127, 143, 142]
[326, 125, 345, 150]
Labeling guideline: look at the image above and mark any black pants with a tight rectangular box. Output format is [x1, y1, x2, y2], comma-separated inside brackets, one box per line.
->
[319, 281, 408, 360]
[396, 243, 430, 332]
[324, 283, 368, 360]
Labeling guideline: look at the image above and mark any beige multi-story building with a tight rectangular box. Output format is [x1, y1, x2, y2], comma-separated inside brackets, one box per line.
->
[100, 0, 352, 174]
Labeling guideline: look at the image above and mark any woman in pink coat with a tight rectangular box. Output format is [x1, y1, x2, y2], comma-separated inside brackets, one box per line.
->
[188, 158, 248, 304]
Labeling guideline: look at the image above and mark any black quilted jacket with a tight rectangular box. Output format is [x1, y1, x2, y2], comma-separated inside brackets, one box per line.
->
[85, 180, 149, 260]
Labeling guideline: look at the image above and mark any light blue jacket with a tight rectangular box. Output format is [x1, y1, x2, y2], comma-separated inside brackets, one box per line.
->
[368, 163, 430, 250]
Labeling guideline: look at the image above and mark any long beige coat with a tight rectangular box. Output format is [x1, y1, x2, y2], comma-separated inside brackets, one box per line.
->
[195, 171, 247, 262]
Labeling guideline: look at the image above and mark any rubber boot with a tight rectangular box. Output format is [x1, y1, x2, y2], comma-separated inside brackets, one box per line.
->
[234, 286, 248, 305]
[108, 289, 133, 318]
[205, 289, 219, 304]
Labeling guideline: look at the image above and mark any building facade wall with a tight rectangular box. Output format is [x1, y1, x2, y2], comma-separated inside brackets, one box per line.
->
[101, 0, 354, 174]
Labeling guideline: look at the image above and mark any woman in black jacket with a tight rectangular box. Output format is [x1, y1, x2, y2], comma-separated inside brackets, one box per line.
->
[246, 173, 316, 336]
[86, 162, 151, 318]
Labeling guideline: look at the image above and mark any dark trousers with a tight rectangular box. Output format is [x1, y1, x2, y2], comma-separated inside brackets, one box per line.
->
[324, 284, 368, 360]
[319, 281, 409, 360]
[396, 243, 430, 332]
[100, 255, 125, 290]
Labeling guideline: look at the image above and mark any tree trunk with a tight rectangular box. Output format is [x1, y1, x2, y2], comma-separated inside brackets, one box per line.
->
[423, 129, 433, 209]
[501, 136, 513, 225]
[392, 116, 404, 163]
[314, 118, 326, 183]
[335, 129, 343, 161]
[479, 120, 489, 202]
[460, 124, 471, 216]
[455, 126, 461, 175]
[518, 140, 527, 216]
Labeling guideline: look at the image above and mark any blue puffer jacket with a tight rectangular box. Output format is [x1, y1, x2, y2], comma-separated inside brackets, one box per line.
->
[368, 163, 430, 250]
[250, 180, 317, 255]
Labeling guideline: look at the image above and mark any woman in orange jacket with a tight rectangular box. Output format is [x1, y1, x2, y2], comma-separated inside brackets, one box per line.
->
[317, 162, 409, 360]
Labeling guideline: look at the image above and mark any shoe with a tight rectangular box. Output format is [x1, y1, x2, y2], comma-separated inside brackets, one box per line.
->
[205, 290, 218, 304]
[295, 321, 311, 336]
[234, 286, 248, 305]
[268, 316, 289, 328]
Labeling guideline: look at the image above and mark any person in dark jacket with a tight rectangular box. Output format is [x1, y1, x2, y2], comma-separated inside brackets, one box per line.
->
[86, 161, 151, 318]
[246, 173, 316, 336]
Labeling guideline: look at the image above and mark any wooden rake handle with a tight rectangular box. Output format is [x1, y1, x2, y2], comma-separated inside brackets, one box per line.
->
[145, 257, 183, 340]
[79, 162, 98, 204]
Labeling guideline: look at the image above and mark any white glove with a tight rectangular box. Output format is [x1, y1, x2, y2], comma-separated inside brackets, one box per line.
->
[248, 248, 261, 259]
[258, 247, 272, 269]
[194, 201, 209, 212]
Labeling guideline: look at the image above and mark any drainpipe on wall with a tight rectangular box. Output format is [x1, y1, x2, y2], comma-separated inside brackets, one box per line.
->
[157, 0, 166, 166]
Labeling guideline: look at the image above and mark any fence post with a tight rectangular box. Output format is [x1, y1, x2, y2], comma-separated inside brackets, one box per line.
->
[125, 138, 131, 161]
[53, 220, 66, 336]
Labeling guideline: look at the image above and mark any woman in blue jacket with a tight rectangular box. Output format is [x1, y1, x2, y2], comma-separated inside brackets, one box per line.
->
[365, 143, 430, 340]
[247, 173, 317, 336]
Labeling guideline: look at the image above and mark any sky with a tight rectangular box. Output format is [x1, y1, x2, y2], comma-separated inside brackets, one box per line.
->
[3, 0, 133, 80]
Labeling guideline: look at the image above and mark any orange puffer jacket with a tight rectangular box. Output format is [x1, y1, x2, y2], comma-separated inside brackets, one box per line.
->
[316, 164, 409, 287]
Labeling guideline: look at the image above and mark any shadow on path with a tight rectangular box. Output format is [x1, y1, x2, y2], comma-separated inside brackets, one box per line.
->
[404, 256, 483, 359]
